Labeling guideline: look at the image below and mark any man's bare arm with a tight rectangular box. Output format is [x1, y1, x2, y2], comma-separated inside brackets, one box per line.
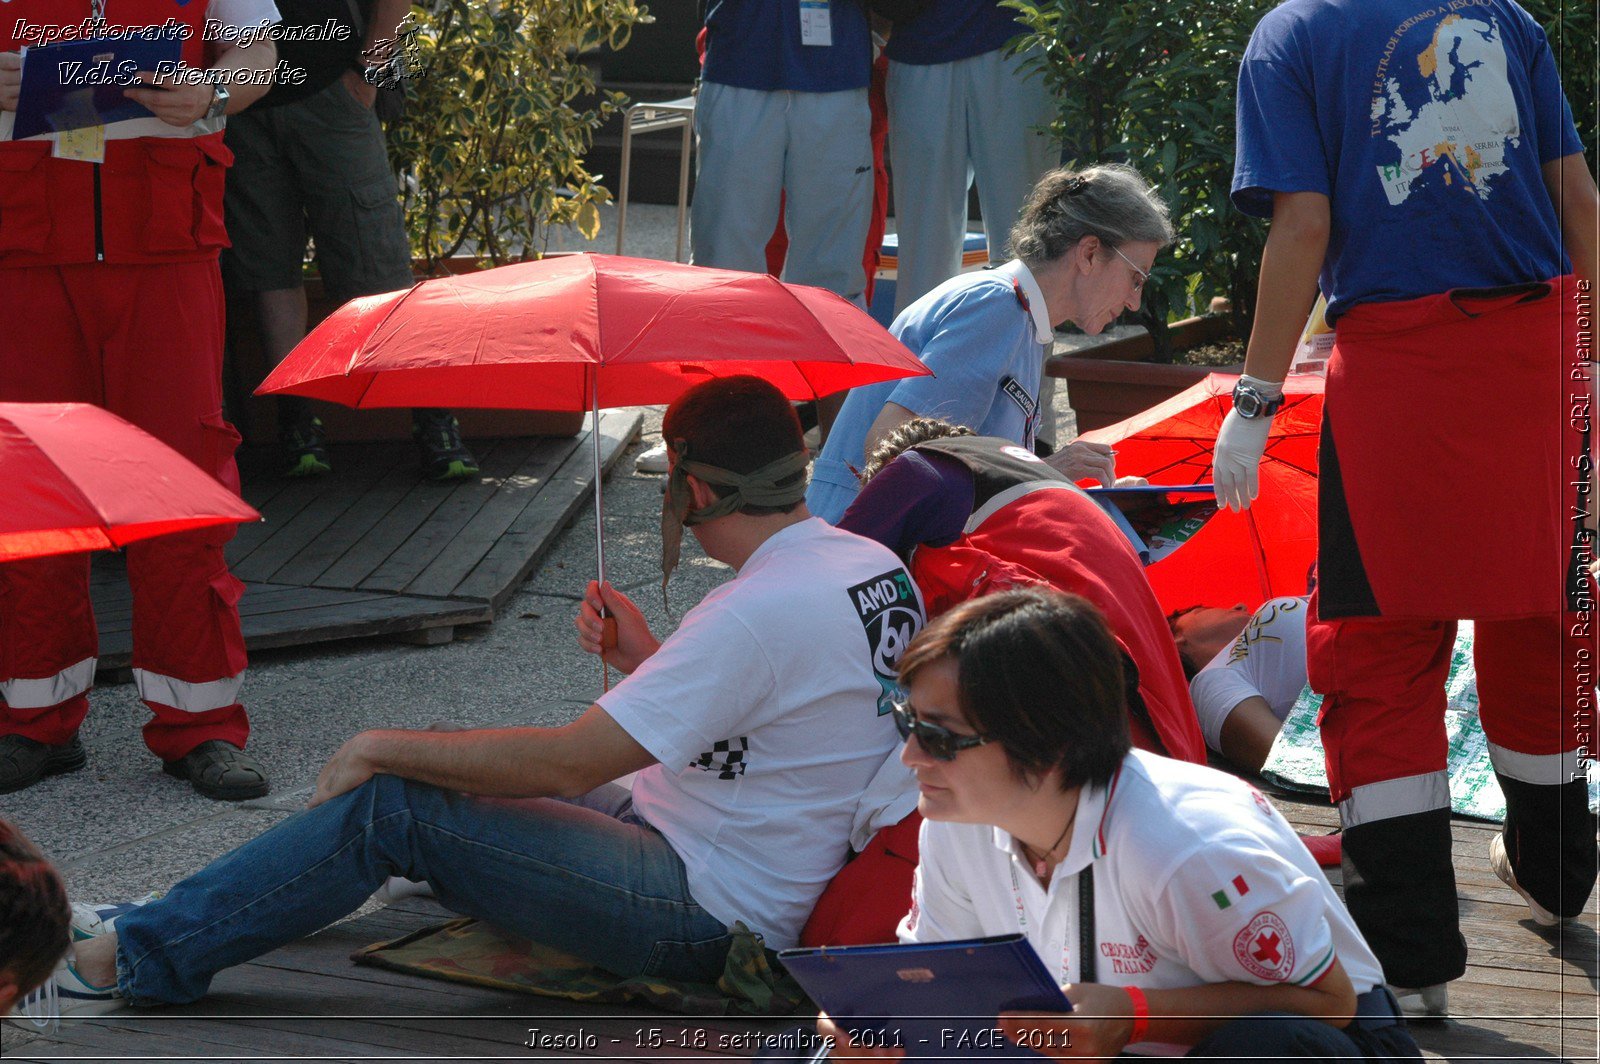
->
[1543, 152, 1599, 298]
[1241, 191, 1330, 383]
[309, 704, 657, 807]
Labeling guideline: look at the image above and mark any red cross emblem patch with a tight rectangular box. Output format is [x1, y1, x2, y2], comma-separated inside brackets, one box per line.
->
[1233, 911, 1295, 981]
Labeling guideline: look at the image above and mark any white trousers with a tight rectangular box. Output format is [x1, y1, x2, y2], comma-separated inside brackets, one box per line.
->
[885, 47, 1059, 315]
[691, 81, 873, 306]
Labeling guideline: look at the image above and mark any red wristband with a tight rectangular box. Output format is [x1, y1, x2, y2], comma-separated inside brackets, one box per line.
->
[1123, 985, 1150, 1045]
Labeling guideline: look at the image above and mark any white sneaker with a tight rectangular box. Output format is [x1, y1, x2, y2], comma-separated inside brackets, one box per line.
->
[1489, 833, 1562, 927]
[634, 440, 669, 474]
[8, 952, 123, 1029]
[1390, 982, 1449, 1019]
[70, 896, 158, 941]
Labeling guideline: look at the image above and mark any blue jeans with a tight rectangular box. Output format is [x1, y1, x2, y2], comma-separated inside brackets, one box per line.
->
[114, 775, 734, 1005]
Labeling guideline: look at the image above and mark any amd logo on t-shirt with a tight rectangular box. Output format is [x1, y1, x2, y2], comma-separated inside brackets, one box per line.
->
[848, 570, 922, 716]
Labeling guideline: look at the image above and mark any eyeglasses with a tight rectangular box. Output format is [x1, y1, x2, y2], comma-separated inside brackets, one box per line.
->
[1111, 245, 1149, 295]
[892, 701, 992, 761]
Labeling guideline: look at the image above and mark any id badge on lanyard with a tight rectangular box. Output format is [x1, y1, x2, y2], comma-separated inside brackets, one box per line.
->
[51, 0, 110, 162]
[799, 0, 833, 47]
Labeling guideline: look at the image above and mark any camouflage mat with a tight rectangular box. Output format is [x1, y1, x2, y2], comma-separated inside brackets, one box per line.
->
[1261, 621, 1600, 821]
[352, 918, 812, 1017]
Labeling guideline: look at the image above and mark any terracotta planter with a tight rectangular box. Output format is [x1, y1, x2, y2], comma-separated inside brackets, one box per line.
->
[1047, 315, 1242, 432]
[225, 256, 585, 445]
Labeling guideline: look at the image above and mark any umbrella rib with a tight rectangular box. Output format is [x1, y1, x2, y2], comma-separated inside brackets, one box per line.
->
[348, 279, 424, 379]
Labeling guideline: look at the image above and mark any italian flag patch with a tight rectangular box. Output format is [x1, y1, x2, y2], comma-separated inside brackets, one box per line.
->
[1212, 875, 1250, 910]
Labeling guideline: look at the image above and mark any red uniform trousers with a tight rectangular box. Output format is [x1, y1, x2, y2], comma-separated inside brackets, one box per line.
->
[1310, 280, 1597, 988]
[0, 261, 250, 761]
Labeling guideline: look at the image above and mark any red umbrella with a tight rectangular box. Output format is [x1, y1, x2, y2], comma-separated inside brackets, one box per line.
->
[257, 253, 930, 624]
[1082, 374, 1324, 612]
[0, 402, 260, 563]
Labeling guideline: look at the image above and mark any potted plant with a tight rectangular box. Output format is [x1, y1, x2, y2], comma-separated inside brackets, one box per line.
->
[1006, 0, 1270, 428]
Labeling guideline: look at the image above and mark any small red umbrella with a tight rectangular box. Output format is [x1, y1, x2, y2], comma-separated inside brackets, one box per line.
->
[0, 402, 260, 563]
[1082, 373, 1324, 612]
[258, 254, 931, 592]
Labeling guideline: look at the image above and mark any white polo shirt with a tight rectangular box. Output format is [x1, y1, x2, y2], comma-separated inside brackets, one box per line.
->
[900, 750, 1385, 1056]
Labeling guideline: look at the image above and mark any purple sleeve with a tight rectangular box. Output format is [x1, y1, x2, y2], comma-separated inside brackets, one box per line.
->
[1520, 18, 1583, 164]
[1231, 17, 1330, 218]
[837, 450, 974, 561]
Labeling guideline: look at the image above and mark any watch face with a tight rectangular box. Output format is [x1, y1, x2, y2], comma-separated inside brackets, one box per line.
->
[1235, 389, 1261, 417]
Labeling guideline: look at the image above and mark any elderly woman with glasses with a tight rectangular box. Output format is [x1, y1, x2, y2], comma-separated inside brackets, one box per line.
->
[818, 588, 1421, 1062]
[806, 165, 1171, 526]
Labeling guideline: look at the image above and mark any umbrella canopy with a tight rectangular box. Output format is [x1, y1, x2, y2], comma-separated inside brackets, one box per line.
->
[1082, 373, 1323, 612]
[257, 254, 930, 409]
[0, 403, 260, 563]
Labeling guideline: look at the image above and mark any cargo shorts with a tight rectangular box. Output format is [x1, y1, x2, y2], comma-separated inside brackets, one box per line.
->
[221, 78, 414, 303]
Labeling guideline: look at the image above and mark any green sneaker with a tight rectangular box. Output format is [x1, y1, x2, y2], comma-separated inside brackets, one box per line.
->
[278, 413, 331, 478]
[411, 409, 479, 481]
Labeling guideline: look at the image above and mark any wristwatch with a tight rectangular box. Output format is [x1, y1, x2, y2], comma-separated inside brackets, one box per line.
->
[1231, 380, 1285, 419]
[205, 84, 231, 121]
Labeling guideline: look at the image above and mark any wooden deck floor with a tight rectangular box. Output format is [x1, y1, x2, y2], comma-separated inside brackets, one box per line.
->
[88, 411, 639, 671]
[5, 790, 1595, 1062]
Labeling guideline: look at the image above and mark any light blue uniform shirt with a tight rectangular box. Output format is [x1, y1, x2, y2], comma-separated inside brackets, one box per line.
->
[808, 260, 1053, 524]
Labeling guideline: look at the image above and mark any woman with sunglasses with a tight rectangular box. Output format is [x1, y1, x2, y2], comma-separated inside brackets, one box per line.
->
[820, 587, 1420, 1061]
[805, 164, 1169, 525]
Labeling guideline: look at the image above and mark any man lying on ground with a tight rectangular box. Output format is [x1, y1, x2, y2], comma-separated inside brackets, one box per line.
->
[1170, 596, 1310, 774]
[39, 376, 925, 1011]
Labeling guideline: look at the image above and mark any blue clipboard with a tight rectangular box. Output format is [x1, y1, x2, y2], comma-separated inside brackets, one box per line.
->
[1084, 483, 1217, 566]
[778, 934, 1071, 1059]
[13, 35, 184, 140]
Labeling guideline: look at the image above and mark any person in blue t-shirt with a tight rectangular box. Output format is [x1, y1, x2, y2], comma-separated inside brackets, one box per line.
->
[1220, 0, 1599, 1019]
[880, 1, 1059, 317]
[692, 0, 874, 308]
[808, 164, 1171, 525]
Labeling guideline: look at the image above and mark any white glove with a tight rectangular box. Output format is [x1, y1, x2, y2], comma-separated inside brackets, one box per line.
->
[1045, 439, 1117, 487]
[1213, 375, 1282, 511]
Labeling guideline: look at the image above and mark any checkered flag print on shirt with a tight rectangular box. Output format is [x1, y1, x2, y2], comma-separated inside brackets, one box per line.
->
[690, 738, 749, 780]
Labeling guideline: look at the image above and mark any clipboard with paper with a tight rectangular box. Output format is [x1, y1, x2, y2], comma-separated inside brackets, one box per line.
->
[12, 35, 184, 140]
[778, 934, 1071, 1058]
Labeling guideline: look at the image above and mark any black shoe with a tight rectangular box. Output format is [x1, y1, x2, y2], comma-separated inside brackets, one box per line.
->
[0, 734, 87, 794]
[162, 740, 270, 801]
[279, 412, 331, 478]
[411, 409, 479, 481]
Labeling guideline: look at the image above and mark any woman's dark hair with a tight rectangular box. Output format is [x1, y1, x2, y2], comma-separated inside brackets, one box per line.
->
[661, 375, 807, 515]
[858, 417, 973, 485]
[899, 587, 1132, 790]
[0, 819, 70, 997]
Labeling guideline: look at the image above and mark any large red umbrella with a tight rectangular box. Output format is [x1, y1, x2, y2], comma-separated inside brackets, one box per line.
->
[0, 402, 260, 562]
[258, 253, 930, 594]
[1082, 373, 1324, 612]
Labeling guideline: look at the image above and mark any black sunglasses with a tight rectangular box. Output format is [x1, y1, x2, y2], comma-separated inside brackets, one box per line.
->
[891, 701, 992, 761]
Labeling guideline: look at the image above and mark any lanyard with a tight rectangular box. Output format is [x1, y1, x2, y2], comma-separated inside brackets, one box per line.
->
[90, 0, 106, 21]
[1009, 860, 1096, 984]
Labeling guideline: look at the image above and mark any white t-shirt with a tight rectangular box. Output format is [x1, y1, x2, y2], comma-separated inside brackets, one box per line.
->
[600, 518, 924, 949]
[1190, 596, 1310, 754]
[900, 750, 1385, 1056]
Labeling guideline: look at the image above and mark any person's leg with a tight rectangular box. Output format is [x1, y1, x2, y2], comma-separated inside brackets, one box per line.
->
[1309, 596, 1465, 991]
[109, 774, 731, 1005]
[1476, 613, 1599, 921]
[691, 82, 788, 276]
[885, 59, 969, 317]
[96, 262, 261, 795]
[0, 267, 103, 789]
[1186, 1011, 1421, 1062]
[782, 88, 873, 307]
[964, 47, 1060, 447]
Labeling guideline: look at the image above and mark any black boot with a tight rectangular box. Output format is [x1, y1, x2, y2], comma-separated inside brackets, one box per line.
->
[1495, 772, 1598, 921]
[1342, 808, 1467, 989]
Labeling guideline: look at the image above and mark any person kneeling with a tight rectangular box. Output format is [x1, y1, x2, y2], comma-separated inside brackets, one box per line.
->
[822, 588, 1419, 1061]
